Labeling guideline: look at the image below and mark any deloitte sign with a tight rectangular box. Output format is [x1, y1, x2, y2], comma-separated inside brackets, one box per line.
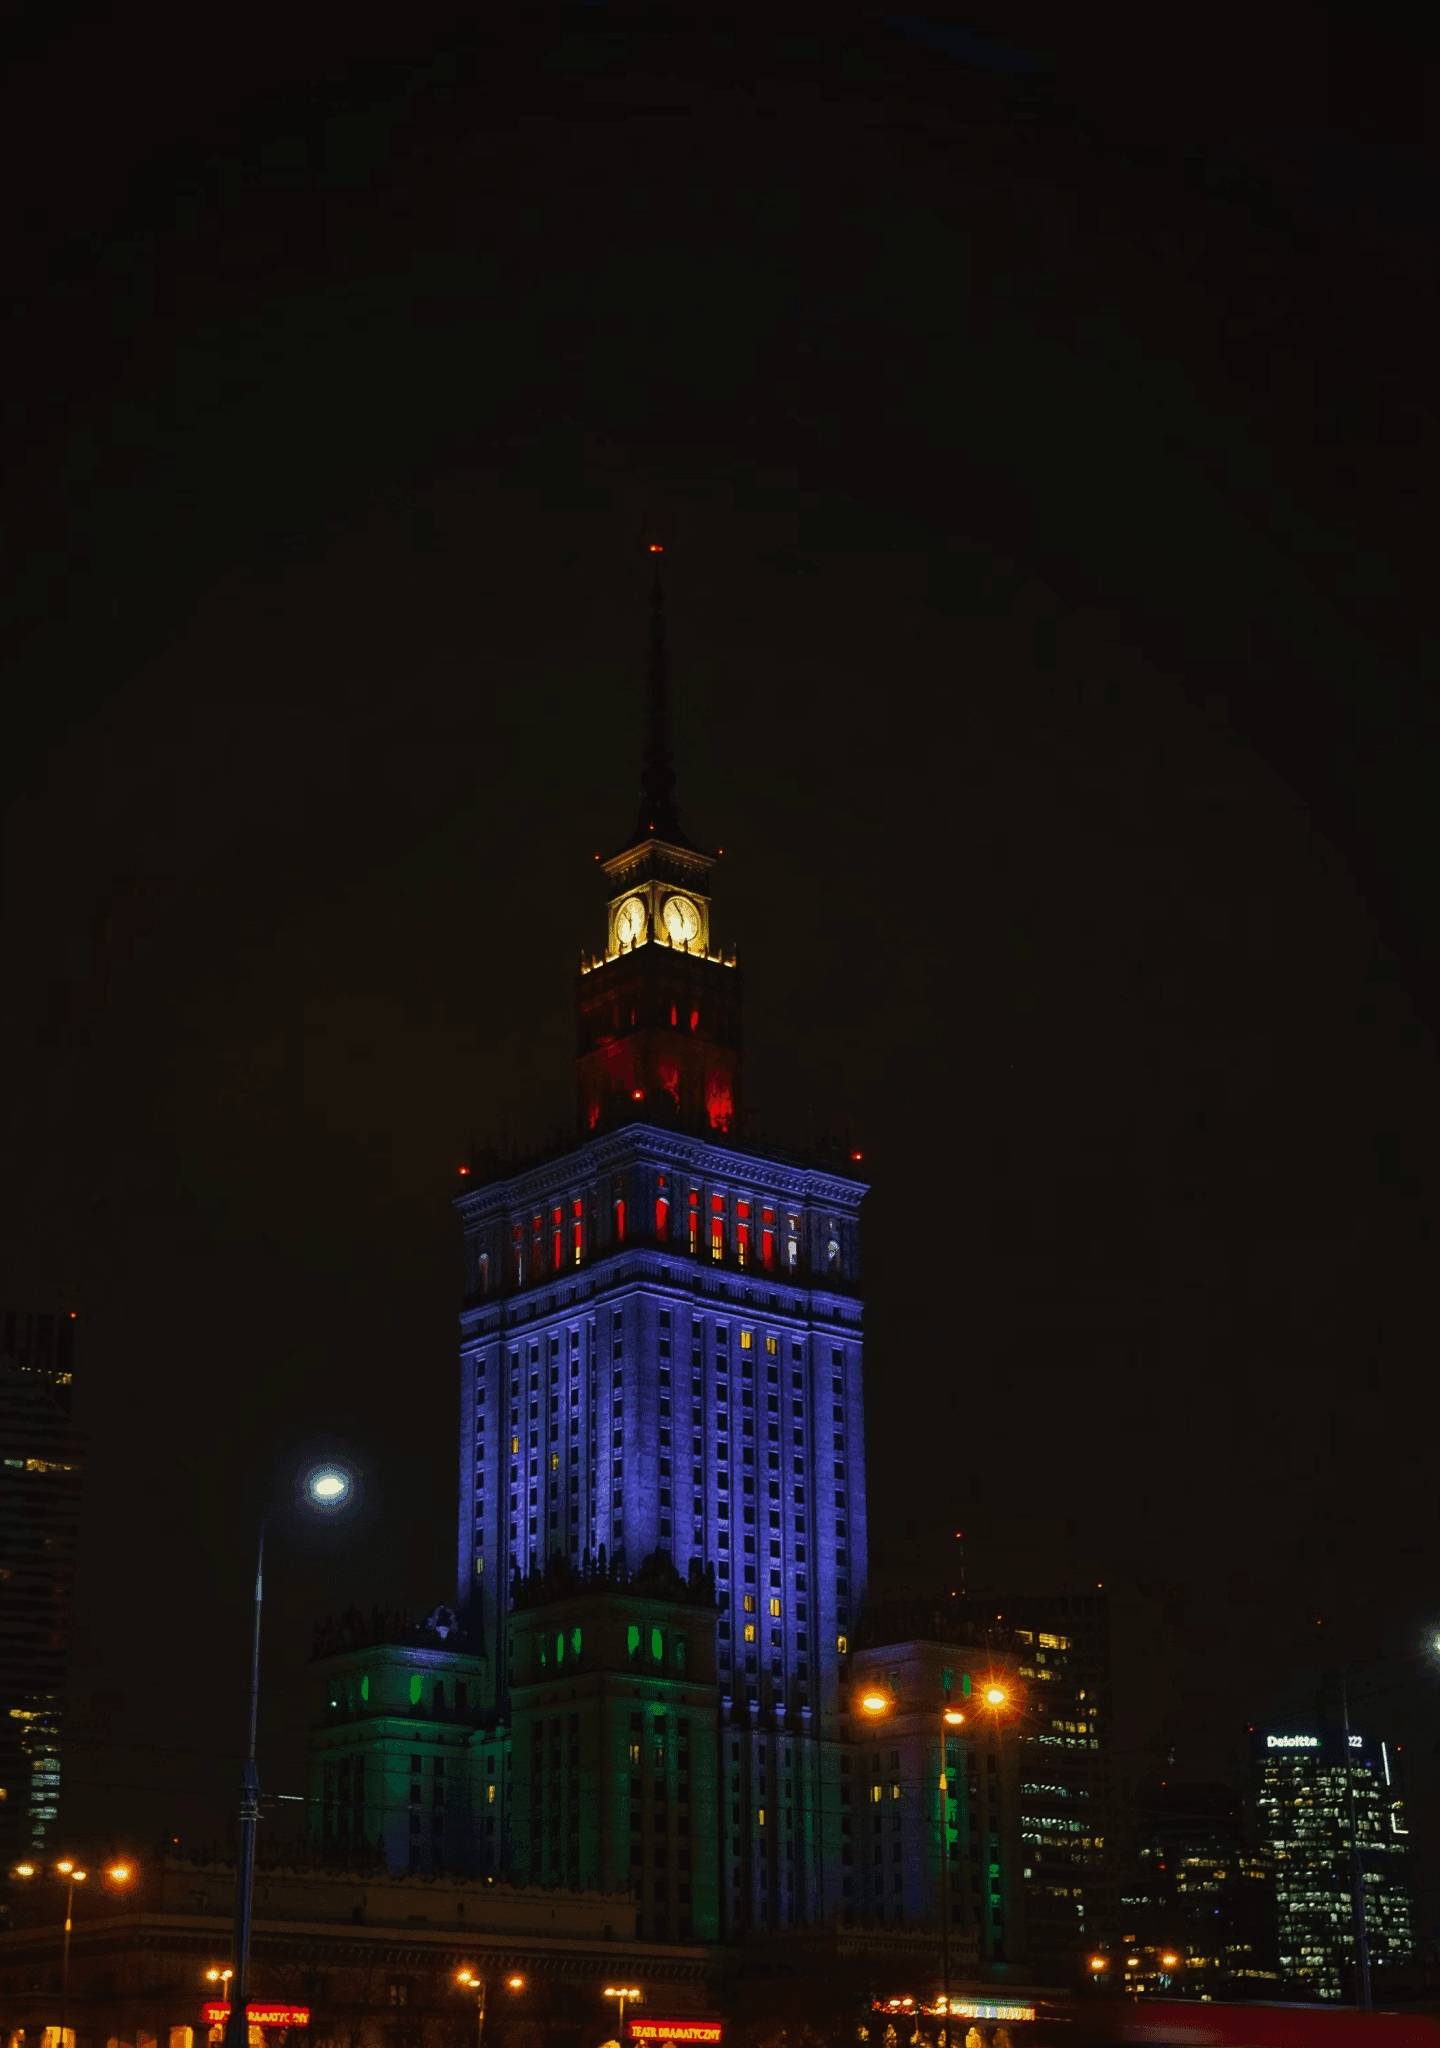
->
[1267, 1734, 1320, 1749]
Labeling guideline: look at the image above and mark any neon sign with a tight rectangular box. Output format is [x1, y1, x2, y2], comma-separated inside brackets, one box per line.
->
[1266, 1735, 1318, 1749]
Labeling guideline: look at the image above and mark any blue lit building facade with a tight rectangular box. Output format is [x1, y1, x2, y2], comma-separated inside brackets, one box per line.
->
[453, 577, 870, 1929]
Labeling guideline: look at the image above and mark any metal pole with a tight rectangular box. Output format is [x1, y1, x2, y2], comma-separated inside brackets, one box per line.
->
[475, 1973, 486, 2048]
[226, 1526, 265, 2048]
[60, 1870, 75, 2048]
[1340, 1668, 1371, 2010]
[938, 1715, 951, 2044]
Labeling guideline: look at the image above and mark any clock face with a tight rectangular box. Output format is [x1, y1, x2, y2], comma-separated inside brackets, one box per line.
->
[663, 894, 701, 946]
[614, 895, 647, 946]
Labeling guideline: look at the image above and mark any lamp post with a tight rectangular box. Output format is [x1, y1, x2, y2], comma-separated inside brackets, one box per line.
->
[603, 1984, 642, 2045]
[56, 1859, 84, 2048]
[225, 1461, 356, 2048]
[861, 1684, 1010, 2042]
[455, 1969, 486, 2048]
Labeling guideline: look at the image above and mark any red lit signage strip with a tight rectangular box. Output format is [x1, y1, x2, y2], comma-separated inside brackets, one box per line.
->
[628, 2026, 722, 2043]
[203, 2007, 310, 2027]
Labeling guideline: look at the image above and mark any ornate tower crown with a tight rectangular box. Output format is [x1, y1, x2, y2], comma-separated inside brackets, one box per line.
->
[575, 554, 742, 1137]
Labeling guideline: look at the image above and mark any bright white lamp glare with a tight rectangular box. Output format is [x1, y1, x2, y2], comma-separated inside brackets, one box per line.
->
[307, 1467, 351, 1507]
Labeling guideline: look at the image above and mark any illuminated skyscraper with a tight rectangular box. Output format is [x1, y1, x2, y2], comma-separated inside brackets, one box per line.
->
[1252, 1724, 1413, 2001]
[0, 1306, 83, 1865]
[454, 570, 869, 1930]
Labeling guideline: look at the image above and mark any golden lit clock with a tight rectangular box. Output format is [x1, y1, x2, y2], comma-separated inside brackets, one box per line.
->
[662, 895, 701, 946]
[614, 896, 647, 946]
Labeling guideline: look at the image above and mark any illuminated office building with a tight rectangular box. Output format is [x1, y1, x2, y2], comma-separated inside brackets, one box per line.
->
[1252, 1724, 1412, 2001]
[0, 1306, 83, 1865]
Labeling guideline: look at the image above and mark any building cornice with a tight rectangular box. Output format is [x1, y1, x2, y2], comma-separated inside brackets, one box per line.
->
[456, 1123, 867, 1218]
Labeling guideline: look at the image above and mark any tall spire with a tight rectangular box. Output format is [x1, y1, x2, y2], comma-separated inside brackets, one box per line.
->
[633, 547, 685, 845]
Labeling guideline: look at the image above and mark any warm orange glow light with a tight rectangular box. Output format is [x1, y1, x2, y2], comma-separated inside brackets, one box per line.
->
[943, 1708, 965, 1725]
[1161, 1954, 1179, 1967]
[507, 1977, 525, 1991]
[649, 544, 663, 553]
[56, 1861, 73, 1874]
[14, 1864, 35, 1877]
[456, 1971, 476, 1986]
[985, 1686, 1006, 1706]
[108, 1865, 131, 1882]
[861, 1693, 889, 1713]
[1088, 1957, 1108, 1972]
[458, 1166, 470, 1176]
[851, 1150, 863, 1161]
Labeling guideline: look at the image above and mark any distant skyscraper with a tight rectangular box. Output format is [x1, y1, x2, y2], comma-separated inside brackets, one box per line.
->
[0, 1306, 83, 1864]
[453, 568, 869, 1931]
[1252, 1723, 1413, 2000]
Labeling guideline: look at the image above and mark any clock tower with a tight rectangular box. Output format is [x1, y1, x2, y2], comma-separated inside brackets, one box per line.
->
[575, 568, 743, 1136]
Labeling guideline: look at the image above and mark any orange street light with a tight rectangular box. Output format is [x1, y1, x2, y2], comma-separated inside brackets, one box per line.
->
[1088, 1956, 1108, 1973]
[943, 1708, 965, 1726]
[207, 1970, 234, 1985]
[603, 1987, 642, 2038]
[107, 1865, 132, 1884]
[507, 1976, 525, 1991]
[985, 1686, 1007, 1706]
[860, 1693, 889, 1713]
[13, 1864, 35, 1878]
[1161, 1953, 1179, 1968]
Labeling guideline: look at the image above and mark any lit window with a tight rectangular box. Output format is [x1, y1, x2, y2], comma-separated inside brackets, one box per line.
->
[769, 1597, 781, 1617]
[766, 1336, 778, 1355]
[837, 1635, 848, 1656]
[762, 1208, 775, 1269]
[743, 1594, 756, 1611]
[740, 1330, 752, 1351]
[511, 1435, 519, 1454]
[744, 1623, 756, 1643]
[688, 1189, 698, 1254]
[737, 1200, 751, 1266]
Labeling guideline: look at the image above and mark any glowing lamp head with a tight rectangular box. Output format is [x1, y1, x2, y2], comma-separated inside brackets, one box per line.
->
[985, 1686, 1007, 1706]
[861, 1693, 889, 1714]
[456, 1972, 475, 1987]
[1088, 1957, 1107, 1972]
[303, 1462, 355, 1512]
[1161, 1954, 1179, 1967]
[56, 1861, 73, 1875]
[943, 1708, 965, 1725]
[108, 1865, 131, 1882]
[14, 1864, 34, 1878]
[507, 1977, 525, 1991]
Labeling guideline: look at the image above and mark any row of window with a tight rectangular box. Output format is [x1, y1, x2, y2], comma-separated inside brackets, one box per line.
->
[471, 1178, 849, 1293]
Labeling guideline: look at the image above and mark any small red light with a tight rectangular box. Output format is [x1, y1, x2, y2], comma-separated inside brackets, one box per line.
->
[458, 1167, 470, 1176]
[649, 543, 663, 553]
[633, 1089, 644, 1100]
[851, 1150, 863, 1161]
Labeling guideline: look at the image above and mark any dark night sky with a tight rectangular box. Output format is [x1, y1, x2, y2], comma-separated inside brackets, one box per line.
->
[2, 1, 1437, 1915]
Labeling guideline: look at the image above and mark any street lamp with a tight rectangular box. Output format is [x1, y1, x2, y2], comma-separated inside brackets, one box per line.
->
[455, 1968, 486, 2048]
[225, 1459, 359, 2048]
[603, 1985, 642, 2044]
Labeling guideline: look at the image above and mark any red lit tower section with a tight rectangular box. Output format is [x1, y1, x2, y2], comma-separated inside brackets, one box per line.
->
[575, 834, 742, 1136]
